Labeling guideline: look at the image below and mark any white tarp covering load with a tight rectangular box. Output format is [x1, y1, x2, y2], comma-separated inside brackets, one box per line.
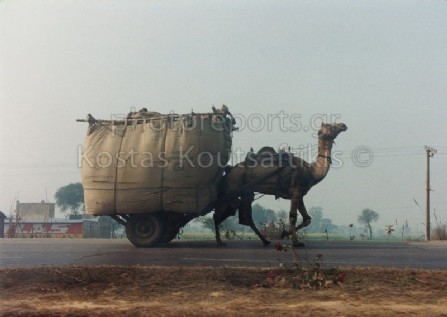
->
[80, 106, 234, 215]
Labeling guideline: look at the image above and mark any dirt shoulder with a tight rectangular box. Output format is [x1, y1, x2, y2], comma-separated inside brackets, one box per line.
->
[1, 266, 447, 317]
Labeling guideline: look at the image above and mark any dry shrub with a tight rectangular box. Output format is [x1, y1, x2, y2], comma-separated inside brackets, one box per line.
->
[262, 219, 287, 240]
[432, 223, 447, 240]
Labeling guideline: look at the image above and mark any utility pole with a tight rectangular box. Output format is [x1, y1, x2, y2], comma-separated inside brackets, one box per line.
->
[424, 146, 437, 241]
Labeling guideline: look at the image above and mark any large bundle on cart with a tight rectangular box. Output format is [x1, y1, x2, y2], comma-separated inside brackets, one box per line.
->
[78, 105, 235, 247]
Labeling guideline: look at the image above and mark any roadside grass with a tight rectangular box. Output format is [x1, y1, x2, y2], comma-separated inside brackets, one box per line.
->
[2, 266, 447, 317]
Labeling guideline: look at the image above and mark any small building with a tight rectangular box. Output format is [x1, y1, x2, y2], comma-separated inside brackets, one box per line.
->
[4, 219, 83, 238]
[3, 215, 118, 239]
[0, 211, 6, 238]
[16, 201, 55, 222]
[3, 200, 120, 238]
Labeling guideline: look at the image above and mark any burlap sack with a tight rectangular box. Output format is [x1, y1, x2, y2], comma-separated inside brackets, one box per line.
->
[81, 108, 233, 215]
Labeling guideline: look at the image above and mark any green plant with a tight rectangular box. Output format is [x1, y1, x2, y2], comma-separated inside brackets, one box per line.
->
[385, 225, 395, 237]
[323, 229, 329, 241]
[349, 223, 355, 242]
[223, 228, 244, 240]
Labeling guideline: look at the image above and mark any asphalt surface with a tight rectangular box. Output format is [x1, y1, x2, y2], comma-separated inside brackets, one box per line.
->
[1, 238, 446, 269]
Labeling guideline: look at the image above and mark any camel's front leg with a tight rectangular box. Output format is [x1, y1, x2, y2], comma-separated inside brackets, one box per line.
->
[213, 211, 226, 247]
[213, 199, 240, 246]
[249, 221, 271, 246]
[213, 205, 233, 247]
[239, 192, 270, 246]
[296, 197, 312, 230]
[288, 189, 305, 247]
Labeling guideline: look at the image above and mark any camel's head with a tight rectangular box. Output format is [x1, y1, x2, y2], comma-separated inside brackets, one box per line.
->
[318, 123, 348, 140]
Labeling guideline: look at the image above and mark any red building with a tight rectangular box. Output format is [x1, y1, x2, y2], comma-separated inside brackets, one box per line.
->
[5, 219, 83, 238]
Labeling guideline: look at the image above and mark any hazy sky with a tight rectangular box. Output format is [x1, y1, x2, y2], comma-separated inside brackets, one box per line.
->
[1, 0, 446, 233]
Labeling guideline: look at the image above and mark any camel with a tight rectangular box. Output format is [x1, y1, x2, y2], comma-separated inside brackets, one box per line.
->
[213, 122, 347, 247]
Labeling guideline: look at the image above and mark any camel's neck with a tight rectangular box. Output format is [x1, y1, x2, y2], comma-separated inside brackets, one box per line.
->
[310, 138, 333, 182]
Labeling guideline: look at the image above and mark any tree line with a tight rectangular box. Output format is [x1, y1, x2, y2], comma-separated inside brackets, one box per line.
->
[54, 182, 382, 239]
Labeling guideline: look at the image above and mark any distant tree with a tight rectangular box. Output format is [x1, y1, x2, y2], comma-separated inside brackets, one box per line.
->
[196, 215, 243, 233]
[320, 217, 338, 232]
[251, 204, 277, 227]
[55, 182, 84, 215]
[358, 209, 379, 239]
[305, 207, 338, 233]
[276, 209, 288, 221]
[306, 207, 323, 232]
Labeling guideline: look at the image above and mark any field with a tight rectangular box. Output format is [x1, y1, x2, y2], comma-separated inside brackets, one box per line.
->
[177, 230, 426, 242]
[1, 266, 447, 317]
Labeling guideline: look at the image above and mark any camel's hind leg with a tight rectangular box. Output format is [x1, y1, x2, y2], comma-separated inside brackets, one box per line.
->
[296, 197, 312, 230]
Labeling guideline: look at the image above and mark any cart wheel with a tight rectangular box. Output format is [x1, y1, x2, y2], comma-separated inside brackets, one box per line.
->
[126, 214, 163, 247]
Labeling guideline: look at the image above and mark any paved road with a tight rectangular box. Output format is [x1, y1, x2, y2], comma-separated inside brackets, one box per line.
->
[1, 238, 446, 269]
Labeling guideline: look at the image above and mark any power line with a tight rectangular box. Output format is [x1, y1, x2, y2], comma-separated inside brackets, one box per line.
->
[0, 145, 446, 169]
